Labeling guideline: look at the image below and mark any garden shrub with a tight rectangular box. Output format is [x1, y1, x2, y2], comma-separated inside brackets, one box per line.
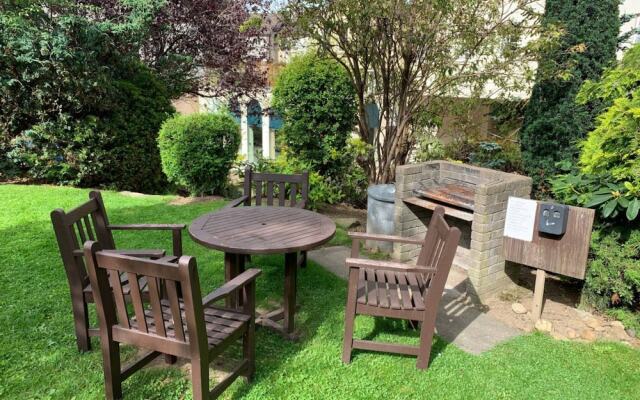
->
[520, 0, 620, 193]
[1, 4, 175, 192]
[158, 112, 240, 196]
[549, 44, 640, 323]
[442, 140, 523, 173]
[550, 44, 640, 222]
[245, 151, 343, 210]
[584, 226, 640, 311]
[272, 52, 357, 178]
[8, 64, 174, 193]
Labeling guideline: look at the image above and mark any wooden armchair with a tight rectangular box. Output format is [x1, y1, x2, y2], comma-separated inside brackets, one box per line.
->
[84, 241, 260, 399]
[51, 190, 186, 352]
[228, 165, 310, 267]
[342, 207, 461, 370]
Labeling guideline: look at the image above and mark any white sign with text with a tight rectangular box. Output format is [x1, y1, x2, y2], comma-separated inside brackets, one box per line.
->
[504, 197, 538, 242]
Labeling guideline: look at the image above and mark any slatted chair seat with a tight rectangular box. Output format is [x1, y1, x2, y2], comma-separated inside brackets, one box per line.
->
[129, 301, 251, 348]
[355, 269, 431, 311]
[342, 207, 461, 370]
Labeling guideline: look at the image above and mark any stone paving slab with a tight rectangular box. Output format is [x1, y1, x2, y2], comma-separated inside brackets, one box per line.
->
[309, 246, 522, 354]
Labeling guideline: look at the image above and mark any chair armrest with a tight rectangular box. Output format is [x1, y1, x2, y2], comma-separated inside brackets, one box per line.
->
[108, 224, 186, 231]
[348, 231, 423, 245]
[224, 195, 249, 209]
[345, 257, 435, 274]
[108, 224, 185, 256]
[202, 268, 262, 307]
[102, 249, 166, 258]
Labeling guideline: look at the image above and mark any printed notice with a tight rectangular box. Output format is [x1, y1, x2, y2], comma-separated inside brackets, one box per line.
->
[504, 197, 538, 242]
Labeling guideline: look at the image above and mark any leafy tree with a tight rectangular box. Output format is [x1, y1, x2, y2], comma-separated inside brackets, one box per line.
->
[520, 0, 621, 192]
[272, 53, 356, 177]
[284, 0, 546, 183]
[80, 0, 270, 98]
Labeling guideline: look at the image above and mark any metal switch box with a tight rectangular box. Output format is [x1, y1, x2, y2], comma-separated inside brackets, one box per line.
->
[538, 203, 569, 236]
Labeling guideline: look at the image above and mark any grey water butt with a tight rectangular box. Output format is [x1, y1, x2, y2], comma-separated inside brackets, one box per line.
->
[366, 184, 396, 252]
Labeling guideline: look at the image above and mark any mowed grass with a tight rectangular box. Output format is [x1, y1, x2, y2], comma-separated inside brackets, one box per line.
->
[1, 184, 640, 399]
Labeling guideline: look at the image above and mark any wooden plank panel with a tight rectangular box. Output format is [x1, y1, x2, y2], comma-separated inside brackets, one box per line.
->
[403, 196, 474, 222]
[385, 271, 401, 309]
[503, 203, 595, 279]
[278, 182, 286, 206]
[406, 273, 425, 310]
[356, 268, 366, 304]
[397, 273, 413, 310]
[147, 278, 166, 337]
[255, 180, 263, 206]
[365, 269, 377, 306]
[266, 182, 274, 206]
[290, 184, 298, 207]
[165, 281, 185, 341]
[375, 270, 389, 308]
[128, 272, 148, 333]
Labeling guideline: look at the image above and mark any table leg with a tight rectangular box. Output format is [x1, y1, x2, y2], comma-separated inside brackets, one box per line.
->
[283, 252, 297, 334]
[225, 253, 244, 309]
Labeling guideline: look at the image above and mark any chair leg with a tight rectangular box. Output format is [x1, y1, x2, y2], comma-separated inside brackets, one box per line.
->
[73, 298, 91, 352]
[300, 251, 307, 268]
[416, 318, 436, 370]
[191, 357, 209, 400]
[101, 339, 122, 399]
[243, 321, 256, 382]
[342, 269, 359, 364]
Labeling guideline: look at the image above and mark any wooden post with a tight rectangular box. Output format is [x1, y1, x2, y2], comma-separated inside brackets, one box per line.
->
[531, 269, 546, 322]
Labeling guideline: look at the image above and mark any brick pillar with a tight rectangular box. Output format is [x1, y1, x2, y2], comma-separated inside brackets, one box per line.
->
[466, 177, 532, 302]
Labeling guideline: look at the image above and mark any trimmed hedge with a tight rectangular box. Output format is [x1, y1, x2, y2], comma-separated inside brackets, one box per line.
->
[158, 112, 240, 196]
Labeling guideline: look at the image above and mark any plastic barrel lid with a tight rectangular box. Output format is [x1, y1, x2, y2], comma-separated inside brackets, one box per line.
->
[367, 184, 396, 203]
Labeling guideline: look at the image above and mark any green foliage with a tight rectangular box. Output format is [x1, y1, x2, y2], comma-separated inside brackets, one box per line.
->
[550, 45, 640, 222]
[582, 225, 640, 312]
[0, 2, 174, 192]
[414, 135, 445, 163]
[577, 44, 640, 187]
[158, 112, 240, 196]
[248, 151, 343, 210]
[272, 53, 357, 178]
[550, 165, 640, 221]
[443, 140, 524, 173]
[520, 0, 621, 193]
[8, 63, 174, 192]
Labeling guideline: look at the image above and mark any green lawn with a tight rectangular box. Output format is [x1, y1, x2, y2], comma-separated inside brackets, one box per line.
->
[1, 184, 640, 399]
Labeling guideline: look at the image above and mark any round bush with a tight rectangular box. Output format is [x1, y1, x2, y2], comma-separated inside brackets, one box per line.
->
[158, 112, 240, 195]
[272, 52, 356, 177]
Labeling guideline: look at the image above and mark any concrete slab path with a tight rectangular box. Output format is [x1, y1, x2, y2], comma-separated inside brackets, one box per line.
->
[309, 246, 521, 355]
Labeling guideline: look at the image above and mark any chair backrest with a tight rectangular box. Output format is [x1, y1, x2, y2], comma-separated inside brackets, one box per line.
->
[84, 241, 208, 359]
[242, 166, 309, 208]
[416, 207, 461, 309]
[51, 191, 116, 296]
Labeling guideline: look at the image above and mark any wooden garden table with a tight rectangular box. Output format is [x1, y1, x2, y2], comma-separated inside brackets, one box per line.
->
[189, 206, 335, 339]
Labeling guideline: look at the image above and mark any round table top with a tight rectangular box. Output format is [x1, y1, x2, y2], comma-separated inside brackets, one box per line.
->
[189, 206, 336, 255]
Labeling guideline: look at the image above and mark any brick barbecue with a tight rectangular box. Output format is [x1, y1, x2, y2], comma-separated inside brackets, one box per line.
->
[393, 160, 532, 302]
